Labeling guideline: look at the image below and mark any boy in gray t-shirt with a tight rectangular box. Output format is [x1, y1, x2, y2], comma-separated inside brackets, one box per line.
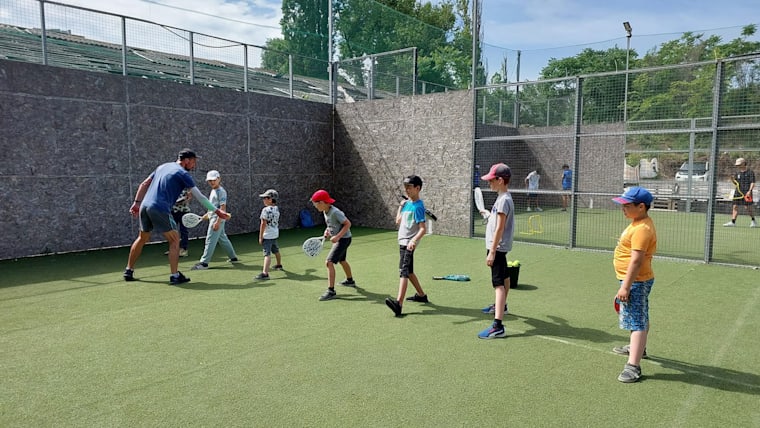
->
[478, 163, 515, 339]
[311, 189, 355, 301]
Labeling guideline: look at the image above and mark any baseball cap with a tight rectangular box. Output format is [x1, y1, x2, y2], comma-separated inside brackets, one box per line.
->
[403, 175, 423, 187]
[178, 148, 198, 160]
[735, 157, 746, 166]
[612, 186, 654, 205]
[311, 189, 335, 204]
[481, 163, 511, 180]
[259, 189, 279, 200]
[206, 170, 220, 180]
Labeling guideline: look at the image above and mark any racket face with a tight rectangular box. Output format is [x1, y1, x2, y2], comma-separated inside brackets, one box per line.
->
[182, 213, 202, 228]
[302, 237, 324, 257]
[474, 188, 486, 212]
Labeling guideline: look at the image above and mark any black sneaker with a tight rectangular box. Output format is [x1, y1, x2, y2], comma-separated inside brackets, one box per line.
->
[255, 272, 270, 280]
[405, 294, 429, 303]
[385, 297, 402, 317]
[273, 264, 284, 271]
[339, 278, 356, 287]
[123, 268, 136, 282]
[170, 272, 190, 285]
[228, 258, 240, 263]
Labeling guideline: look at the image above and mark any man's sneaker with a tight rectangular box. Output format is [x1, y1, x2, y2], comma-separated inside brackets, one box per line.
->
[535, 207, 543, 212]
[617, 363, 642, 383]
[526, 207, 532, 212]
[228, 257, 240, 263]
[123, 268, 136, 282]
[723, 221, 736, 227]
[478, 322, 506, 339]
[751, 220, 758, 228]
[179, 249, 188, 257]
[481, 303, 509, 315]
[612, 344, 648, 359]
[273, 264, 284, 271]
[191, 263, 209, 270]
[319, 289, 336, 301]
[405, 294, 429, 303]
[385, 297, 402, 317]
[254, 272, 270, 280]
[339, 278, 356, 287]
[169, 272, 190, 285]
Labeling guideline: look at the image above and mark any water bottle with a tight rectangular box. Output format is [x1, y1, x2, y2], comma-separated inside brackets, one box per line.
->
[473, 165, 480, 187]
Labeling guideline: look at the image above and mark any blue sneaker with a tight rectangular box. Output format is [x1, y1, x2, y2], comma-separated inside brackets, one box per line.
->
[481, 303, 509, 314]
[478, 322, 506, 339]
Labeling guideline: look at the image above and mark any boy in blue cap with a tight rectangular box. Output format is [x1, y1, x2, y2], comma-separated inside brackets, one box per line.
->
[611, 186, 657, 383]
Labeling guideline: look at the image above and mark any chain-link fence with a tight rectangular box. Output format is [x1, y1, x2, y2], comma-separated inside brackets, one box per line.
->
[474, 55, 760, 266]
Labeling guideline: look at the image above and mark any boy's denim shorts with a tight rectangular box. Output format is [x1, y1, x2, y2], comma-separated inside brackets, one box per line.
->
[618, 278, 654, 331]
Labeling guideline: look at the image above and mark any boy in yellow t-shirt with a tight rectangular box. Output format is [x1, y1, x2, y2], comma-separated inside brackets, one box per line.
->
[611, 186, 657, 383]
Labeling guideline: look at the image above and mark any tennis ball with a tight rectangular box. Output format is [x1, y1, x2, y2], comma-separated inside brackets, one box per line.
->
[513, 260, 520, 266]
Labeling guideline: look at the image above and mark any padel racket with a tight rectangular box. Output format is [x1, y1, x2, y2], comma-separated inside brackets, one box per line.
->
[432, 274, 471, 281]
[474, 187, 490, 220]
[614, 297, 621, 314]
[302, 236, 326, 257]
[729, 178, 749, 201]
[182, 213, 206, 228]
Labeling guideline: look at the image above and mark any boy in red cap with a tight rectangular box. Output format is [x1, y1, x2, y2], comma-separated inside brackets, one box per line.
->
[311, 190, 355, 301]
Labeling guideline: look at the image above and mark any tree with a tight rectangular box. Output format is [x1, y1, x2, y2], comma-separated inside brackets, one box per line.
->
[262, 0, 330, 78]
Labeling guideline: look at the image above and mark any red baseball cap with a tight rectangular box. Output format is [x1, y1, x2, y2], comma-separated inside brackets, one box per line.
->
[311, 189, 335, 204]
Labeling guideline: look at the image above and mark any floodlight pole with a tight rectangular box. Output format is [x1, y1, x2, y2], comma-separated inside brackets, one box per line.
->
[623, 21, 632, 123]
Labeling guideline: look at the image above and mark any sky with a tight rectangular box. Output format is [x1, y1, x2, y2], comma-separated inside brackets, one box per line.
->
[3, 0, 759, 81]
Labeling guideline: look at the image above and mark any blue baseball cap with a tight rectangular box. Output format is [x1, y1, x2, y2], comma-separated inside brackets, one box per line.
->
[612, 186, 653, 205]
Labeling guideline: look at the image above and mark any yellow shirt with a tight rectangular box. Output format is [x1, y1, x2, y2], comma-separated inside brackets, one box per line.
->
[613, 217, 657, 281]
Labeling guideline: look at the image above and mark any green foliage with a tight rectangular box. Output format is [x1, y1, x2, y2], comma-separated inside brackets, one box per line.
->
[263, 0, 477, 92]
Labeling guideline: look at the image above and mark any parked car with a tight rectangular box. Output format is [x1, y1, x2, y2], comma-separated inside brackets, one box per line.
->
[675, 161, 709, 181]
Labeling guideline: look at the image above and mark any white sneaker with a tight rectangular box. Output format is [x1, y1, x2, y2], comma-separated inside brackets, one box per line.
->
[179, 249, 188, 257]
[751, 221, 757, 228]
[535, 207, 543, 212]
[723, 221, 735, 227]
[526, 207, 532, 212]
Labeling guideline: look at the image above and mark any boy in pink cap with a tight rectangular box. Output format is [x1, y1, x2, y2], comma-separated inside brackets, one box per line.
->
[311, 190, 355, 301]
[477, 163, 515, 339]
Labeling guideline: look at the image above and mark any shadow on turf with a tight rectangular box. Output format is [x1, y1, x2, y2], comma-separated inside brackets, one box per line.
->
[646, 356, 760, 394]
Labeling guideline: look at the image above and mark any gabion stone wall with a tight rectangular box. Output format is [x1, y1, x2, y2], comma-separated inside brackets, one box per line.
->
[0, 60, 477, 260]
[334, 91, 475, 238]
[0, 59, 333, 259]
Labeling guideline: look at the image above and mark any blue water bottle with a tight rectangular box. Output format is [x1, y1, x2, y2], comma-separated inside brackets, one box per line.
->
[473, 165, 480, 187]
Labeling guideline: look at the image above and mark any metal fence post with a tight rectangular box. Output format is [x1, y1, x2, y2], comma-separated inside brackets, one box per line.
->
[39, 0, 47, 65]
[121, 17, 127, 76]
[705, 60, 725, 263]
[189, 32, 194, 85]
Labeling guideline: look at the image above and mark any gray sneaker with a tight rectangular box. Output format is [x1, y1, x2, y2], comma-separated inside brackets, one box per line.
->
[617, 363, 642, 383]
[191, 263, 209, 270]
[612, 344, 648, 359]
[319, 288, 336, 301]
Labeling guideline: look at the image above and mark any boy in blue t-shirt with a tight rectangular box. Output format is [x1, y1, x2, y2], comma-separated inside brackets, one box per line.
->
[385, 175, 429, 317]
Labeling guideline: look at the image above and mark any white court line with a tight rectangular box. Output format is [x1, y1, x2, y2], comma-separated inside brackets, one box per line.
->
[671, 282, 760, 424]
[506, 324, 760, 391]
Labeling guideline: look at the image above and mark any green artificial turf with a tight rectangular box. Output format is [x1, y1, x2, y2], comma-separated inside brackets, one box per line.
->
[1, 228, 759, 427]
